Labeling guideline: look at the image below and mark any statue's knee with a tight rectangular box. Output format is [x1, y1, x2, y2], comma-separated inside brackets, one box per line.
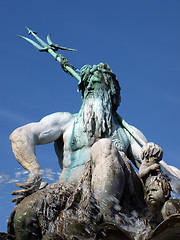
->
[91, 138, 117, 160]
[14, 208, 41, 240]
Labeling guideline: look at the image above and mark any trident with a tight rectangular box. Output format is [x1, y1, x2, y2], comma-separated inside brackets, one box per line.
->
[19, 27, 81, 82]
[19, 27, 180, 180]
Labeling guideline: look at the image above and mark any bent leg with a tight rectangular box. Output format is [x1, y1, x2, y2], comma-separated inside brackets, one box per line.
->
[91, 138, 125, 218]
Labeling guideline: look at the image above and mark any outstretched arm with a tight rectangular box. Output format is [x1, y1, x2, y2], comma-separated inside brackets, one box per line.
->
[10, 112, 73, 202]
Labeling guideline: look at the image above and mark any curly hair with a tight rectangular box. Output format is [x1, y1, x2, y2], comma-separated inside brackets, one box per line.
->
[78, 63, 121, 111]
[145, 175, 171, 200]
[141, 142, 163, 161]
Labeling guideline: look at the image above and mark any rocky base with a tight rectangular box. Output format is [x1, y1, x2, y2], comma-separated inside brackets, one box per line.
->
[0, 233, 15, 240]
[7, 159, 150, 239]
[5, 158, 180, 239]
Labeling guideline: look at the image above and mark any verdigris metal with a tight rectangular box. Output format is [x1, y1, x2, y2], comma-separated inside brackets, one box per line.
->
[2, 28, 180, 240]
[19, 27, 81, 81]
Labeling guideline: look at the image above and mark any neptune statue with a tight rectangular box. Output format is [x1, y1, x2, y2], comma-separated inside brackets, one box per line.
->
[3, 28, 180, 240]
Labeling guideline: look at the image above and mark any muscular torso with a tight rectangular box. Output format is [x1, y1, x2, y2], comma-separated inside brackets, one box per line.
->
[55, 114, 130, 183]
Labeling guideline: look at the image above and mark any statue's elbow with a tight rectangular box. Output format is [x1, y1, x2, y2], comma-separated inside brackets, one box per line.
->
[9, 127, 24, 143]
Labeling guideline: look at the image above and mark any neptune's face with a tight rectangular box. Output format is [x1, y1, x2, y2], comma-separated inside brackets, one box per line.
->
[83, 70, 109, 100]
[80, 63, 121, 110]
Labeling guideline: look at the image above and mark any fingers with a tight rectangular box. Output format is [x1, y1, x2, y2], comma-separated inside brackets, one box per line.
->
[12, 186, 34, 196]
[11, 170, 44, 205]
[12, 189, 26, 195]
[12, 195, 25, 204]
[150, 163, 161, 171]
[12, 185, 39, 205]
[15, 170, 42, 189]
[16, 182, 32, 189]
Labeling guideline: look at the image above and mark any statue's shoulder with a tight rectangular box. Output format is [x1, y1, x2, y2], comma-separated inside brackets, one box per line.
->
[129, 125, 147, 143]
[40, 112, 75, 126]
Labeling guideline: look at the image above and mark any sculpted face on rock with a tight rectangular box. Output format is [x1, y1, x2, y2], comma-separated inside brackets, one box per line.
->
[146, 181, 166, 207]
[145, 175, 171, 210]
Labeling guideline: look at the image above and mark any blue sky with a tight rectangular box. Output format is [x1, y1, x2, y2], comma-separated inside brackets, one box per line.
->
[0, 0, 180, 232]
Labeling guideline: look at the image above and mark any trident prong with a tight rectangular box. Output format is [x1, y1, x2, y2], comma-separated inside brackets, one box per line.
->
[18, 35, 49, 52]
[47, 34, 77, 52]
[19, 27, 81, 82]
[25, 27, 49, 49]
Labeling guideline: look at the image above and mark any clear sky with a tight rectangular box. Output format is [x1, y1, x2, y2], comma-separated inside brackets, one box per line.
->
[0, 0, 180, 232]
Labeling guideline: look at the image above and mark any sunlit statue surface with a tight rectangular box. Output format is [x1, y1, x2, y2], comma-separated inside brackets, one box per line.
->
[140, 143, 179, 222]
[3, 28, 180, 240]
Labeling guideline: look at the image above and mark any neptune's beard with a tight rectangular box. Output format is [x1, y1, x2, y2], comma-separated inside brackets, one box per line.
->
[82, 88, 113, 142]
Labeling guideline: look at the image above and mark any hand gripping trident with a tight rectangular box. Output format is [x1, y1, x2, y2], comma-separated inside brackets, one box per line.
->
[19, 27, 180, 180]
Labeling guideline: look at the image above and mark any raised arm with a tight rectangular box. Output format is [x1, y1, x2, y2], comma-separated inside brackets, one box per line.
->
[10, 112, 73, 202]
[126, 126, 148, 169]
[126, 126, 180, 194]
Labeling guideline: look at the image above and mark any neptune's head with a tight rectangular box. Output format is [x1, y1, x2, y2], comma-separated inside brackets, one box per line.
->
[79, 63, 121, 111]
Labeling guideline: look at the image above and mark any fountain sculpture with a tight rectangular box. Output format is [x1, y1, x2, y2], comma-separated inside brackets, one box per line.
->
[1, 28, 180, 240]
